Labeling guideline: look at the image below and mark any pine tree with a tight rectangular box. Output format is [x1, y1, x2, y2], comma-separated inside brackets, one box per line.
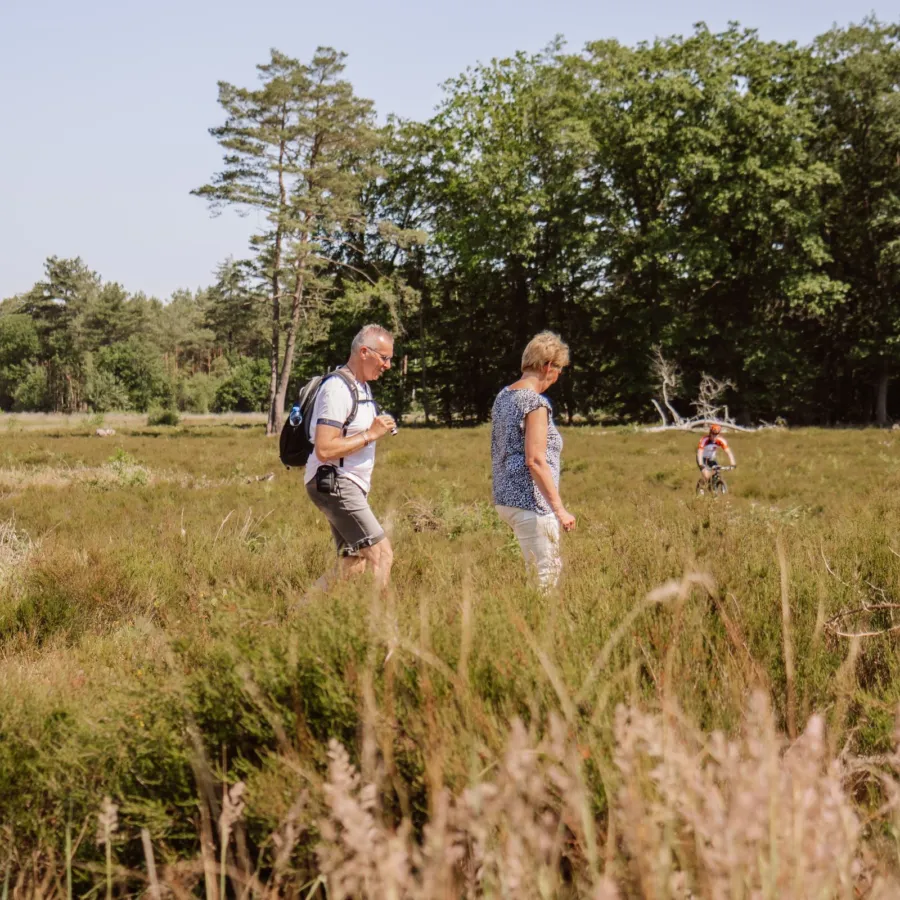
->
[194, 48, 385, 434]
[21, 256, 99, 410]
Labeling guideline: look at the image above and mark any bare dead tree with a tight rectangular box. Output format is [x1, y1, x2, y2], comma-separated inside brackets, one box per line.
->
[691, 374, 737, 422]
[821, 547, 900, 638]
[650, 346, 684, 426]
[645, 352, 770, 433]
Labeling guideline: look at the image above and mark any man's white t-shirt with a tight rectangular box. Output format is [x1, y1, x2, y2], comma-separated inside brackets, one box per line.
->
[303, 373, 377, 492]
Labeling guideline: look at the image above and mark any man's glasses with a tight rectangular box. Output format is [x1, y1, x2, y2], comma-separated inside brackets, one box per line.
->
[364, 346, 393, 364]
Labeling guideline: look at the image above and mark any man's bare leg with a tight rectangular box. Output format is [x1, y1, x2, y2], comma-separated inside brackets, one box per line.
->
[358, 538, 393, 590]
[314, 554, 366, 589]
[339, 554, 368, 580]
[298, 542, 390, 609]
[297, 554, 364, 607]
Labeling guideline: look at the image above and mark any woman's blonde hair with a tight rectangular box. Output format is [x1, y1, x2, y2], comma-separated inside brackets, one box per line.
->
[521, 331, 570, 373]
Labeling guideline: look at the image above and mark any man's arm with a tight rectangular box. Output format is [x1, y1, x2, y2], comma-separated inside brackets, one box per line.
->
[314, 417, 394, 462]
[718, 437, 736, 467]
[311, 377, 394, 463]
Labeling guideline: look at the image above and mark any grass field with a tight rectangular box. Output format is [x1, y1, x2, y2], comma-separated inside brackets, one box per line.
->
[1, 418, 899, 897]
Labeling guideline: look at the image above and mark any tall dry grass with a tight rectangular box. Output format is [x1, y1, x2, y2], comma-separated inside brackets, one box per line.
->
[4, 690, 897, 897]
[0, 422, 898, 895]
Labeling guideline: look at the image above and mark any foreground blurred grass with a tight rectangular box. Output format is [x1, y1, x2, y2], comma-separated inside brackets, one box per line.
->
[0, 419, 898, 894]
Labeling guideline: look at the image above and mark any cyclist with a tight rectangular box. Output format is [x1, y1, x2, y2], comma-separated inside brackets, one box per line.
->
[696, 423, 736, 491]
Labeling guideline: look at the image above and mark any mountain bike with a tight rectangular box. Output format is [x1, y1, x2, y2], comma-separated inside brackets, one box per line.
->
[696, 464, 735, 497]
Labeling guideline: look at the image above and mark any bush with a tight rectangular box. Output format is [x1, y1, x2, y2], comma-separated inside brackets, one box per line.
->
[0, 315, 40, 409]
[2, 427, 900, 895]
[176, 372, 220, 414]
[147, 407, 180, 427]
[94, 337, 170, 412]
[13, 366, 50, 411]
[212, 358, 269, 412]
[85, 369, 131, 412]
[104, 446, 150, 485]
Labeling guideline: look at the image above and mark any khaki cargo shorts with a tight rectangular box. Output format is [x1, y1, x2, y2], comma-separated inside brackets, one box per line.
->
[306, 466, 386, 557]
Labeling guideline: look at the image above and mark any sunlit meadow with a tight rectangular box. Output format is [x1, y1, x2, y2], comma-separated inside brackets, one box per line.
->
[0, 415, 898, 897]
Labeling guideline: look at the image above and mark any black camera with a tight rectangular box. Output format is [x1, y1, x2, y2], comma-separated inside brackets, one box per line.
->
[315, 464, 337, 494]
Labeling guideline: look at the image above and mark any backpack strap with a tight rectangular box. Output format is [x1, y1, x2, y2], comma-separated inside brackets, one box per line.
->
[329, 367, 360, 468]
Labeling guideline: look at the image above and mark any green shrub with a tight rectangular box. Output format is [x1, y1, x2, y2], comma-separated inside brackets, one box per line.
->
[13, 365, 50, 411]
[0, 315, 39, 409]
[0, 425, 897, 893]
[94, 337, 170, 411]
[105, 447, 150, 485]
[176, 372, 220, 413]
[212, 358, 269, 412]
[147, 406, 180, 427]
[85, 368, 131, 412]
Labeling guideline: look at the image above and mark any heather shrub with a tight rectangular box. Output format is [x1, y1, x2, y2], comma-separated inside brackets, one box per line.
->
[0, 422, 897, 895]
[147, 405, 181, 426]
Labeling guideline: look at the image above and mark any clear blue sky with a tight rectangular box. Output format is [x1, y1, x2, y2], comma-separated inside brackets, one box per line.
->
[0, 0, 890, 302]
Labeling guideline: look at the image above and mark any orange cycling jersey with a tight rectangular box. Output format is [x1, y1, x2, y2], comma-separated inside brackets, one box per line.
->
[698, 435, 729, 462]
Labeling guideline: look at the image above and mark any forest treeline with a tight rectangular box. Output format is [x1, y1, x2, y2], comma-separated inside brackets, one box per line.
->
[3, 19, 898, 427]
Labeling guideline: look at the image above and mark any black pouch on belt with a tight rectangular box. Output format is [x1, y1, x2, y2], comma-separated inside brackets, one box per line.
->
[315, 464, 337, 494]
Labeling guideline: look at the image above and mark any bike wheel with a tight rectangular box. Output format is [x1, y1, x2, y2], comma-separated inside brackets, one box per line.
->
[712, 476, 728, 495]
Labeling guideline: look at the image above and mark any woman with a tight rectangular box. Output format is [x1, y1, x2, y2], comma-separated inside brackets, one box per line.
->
[491, 331, 575, 590]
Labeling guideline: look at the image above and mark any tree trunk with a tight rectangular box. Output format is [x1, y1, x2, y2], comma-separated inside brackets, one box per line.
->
[419, 295, 430, 426]
[266, 331, 280, 435]
[269, 321, 294, 437]
[417, 261, 432, 425]
[876, 370, 890, 426]
[265, 134, 288, 437]
[270, 382, 288, 435]
[269, 241, 311, 435]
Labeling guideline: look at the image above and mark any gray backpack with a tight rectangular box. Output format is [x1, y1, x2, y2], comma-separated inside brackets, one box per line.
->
[278, 368, 359, 469]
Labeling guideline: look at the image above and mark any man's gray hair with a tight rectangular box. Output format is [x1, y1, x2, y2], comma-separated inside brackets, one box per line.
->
[351, 324, 393, 355]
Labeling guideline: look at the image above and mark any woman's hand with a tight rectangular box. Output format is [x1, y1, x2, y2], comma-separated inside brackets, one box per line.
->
[368, 414, 397, 440]
[556, 508, 576, 532]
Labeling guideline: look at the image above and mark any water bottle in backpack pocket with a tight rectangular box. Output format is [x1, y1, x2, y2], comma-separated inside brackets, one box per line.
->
[279, 381, 321, 469]
[278, 369, 360, 469]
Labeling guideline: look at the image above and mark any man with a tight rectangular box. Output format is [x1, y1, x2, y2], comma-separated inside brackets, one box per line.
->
[305, 324, 397, 590]
[696, 423, 736, 490]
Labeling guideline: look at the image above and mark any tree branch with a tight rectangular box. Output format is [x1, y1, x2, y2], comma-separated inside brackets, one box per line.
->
[310, 254, 380, 285]
[651, 398, 668, 426]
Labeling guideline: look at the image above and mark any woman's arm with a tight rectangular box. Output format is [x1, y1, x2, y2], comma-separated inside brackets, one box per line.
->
[524, 407, 575, 531]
